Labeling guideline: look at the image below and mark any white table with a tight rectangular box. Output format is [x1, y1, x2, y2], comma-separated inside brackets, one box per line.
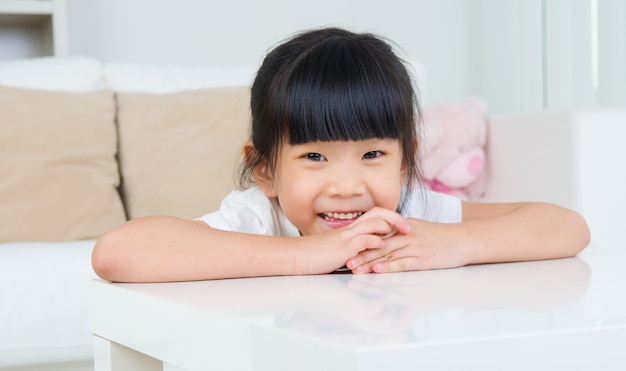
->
[91, 247, 626, 371]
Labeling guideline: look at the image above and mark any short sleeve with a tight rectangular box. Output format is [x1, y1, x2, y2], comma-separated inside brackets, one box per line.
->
[195, 187, 300, 237]
[403, 190, 462, 223]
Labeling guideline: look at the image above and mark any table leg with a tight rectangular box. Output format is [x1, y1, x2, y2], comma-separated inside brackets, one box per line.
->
[94, 335, 163, 371]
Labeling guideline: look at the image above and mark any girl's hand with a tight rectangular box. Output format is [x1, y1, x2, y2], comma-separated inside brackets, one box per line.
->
[345, 218, 470, 274]
[296, 208, 410, 275]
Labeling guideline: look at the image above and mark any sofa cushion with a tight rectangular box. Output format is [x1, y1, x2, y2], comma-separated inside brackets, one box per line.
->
[0, 85, 126, 242]
[116, 87, 250, 219]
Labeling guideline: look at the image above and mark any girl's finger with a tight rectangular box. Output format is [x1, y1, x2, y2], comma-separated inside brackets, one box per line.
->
[360, 208, 410, 234]
[372, 257, 419, 273]
[343, 217, 395, 240]
[346, 243, 399, 272]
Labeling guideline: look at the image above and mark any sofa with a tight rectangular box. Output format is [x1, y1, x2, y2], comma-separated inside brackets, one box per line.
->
[1, 56, 624, 371]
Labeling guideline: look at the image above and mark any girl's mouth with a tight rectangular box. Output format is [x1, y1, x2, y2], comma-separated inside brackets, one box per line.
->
[320, 211, 365, 221]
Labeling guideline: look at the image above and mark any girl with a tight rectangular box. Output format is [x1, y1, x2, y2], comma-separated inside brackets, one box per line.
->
[92, 28, 590, 283]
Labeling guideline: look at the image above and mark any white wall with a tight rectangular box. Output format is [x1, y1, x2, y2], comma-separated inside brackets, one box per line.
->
[476, 0, 626, 113]
[63, 0, 625, 114]
[475, 0, 544, 114]
[64, 0, 477, 108]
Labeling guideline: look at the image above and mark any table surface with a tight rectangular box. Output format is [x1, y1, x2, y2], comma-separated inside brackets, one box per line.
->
[91, 247, 626, 371]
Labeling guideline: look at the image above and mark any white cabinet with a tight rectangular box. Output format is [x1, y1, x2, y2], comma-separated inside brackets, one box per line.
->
[0, 0, 67, 60]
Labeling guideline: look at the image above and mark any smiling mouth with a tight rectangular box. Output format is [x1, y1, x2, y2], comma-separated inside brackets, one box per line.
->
[321, 211, 365, 221]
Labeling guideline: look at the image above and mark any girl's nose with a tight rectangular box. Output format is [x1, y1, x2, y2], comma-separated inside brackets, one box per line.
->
[325, 165, 366, 197]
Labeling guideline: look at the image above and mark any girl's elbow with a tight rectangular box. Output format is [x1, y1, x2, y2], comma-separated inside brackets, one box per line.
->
[92, 229, 125, 282]
[580, 220, 591, 251]
[571, 212, 591, 255]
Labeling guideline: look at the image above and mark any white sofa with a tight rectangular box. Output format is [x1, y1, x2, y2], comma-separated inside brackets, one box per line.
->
[1, 56, 623, 371]
[0, 56, 254, 371]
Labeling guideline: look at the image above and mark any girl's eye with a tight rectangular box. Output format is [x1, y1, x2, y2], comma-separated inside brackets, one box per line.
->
[304, 153, 326, 161]
[363, 151, 383, 159]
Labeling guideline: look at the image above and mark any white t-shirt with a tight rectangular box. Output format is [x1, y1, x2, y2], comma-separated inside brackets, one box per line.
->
[196, 186, 462, 236]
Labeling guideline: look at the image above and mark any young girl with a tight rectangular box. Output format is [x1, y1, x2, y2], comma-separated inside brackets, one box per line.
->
[92, 28, 590, 283]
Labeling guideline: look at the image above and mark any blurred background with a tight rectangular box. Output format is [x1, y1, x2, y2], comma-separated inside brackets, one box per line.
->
[1, 0, 624, 114]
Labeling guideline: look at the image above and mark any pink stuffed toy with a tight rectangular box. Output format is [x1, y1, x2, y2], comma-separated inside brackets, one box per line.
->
[419, 97, 488, 200]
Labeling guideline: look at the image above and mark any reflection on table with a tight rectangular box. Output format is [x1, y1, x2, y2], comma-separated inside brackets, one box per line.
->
[120, 253, 620, 349]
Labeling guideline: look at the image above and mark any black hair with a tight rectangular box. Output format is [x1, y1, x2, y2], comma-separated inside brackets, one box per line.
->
[240, 27, 423, 211]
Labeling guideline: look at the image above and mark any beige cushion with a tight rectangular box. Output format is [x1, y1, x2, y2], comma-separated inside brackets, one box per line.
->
[116, 87, 250, 219]
[0, 85, 126, 242]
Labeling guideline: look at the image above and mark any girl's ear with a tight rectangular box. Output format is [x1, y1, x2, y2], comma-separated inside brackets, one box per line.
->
[243, 142, 277, 198]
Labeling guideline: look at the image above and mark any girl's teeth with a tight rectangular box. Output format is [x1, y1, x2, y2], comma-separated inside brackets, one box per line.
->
[324, 212, 363, 220]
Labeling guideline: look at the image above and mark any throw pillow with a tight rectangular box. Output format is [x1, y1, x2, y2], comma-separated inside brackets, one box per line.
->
[116, 87, 250, 219]
[0, 85, 126, 242]
[104, 63, 255, 93]
[0, 56, 105, 92]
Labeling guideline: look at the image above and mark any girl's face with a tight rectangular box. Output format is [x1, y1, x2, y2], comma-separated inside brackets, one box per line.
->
[255, 139, 406, 236]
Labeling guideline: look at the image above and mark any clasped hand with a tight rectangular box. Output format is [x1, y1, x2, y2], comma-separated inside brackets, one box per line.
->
[342, 208, 468, 274]
[298, 207, 468, 275]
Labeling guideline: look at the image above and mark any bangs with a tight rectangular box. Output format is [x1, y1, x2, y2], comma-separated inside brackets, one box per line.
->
[279, 36, 412, 144]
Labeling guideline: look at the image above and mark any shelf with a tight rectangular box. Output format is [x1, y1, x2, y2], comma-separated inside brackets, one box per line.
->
[0, 0, 65, 60]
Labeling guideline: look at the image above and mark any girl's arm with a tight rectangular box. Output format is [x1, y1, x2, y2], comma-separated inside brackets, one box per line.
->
[459, 201, 590, 263]
[92, 212, 405, 282]
[92, 216, 298, 282]
[347, 201, 590, 273]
